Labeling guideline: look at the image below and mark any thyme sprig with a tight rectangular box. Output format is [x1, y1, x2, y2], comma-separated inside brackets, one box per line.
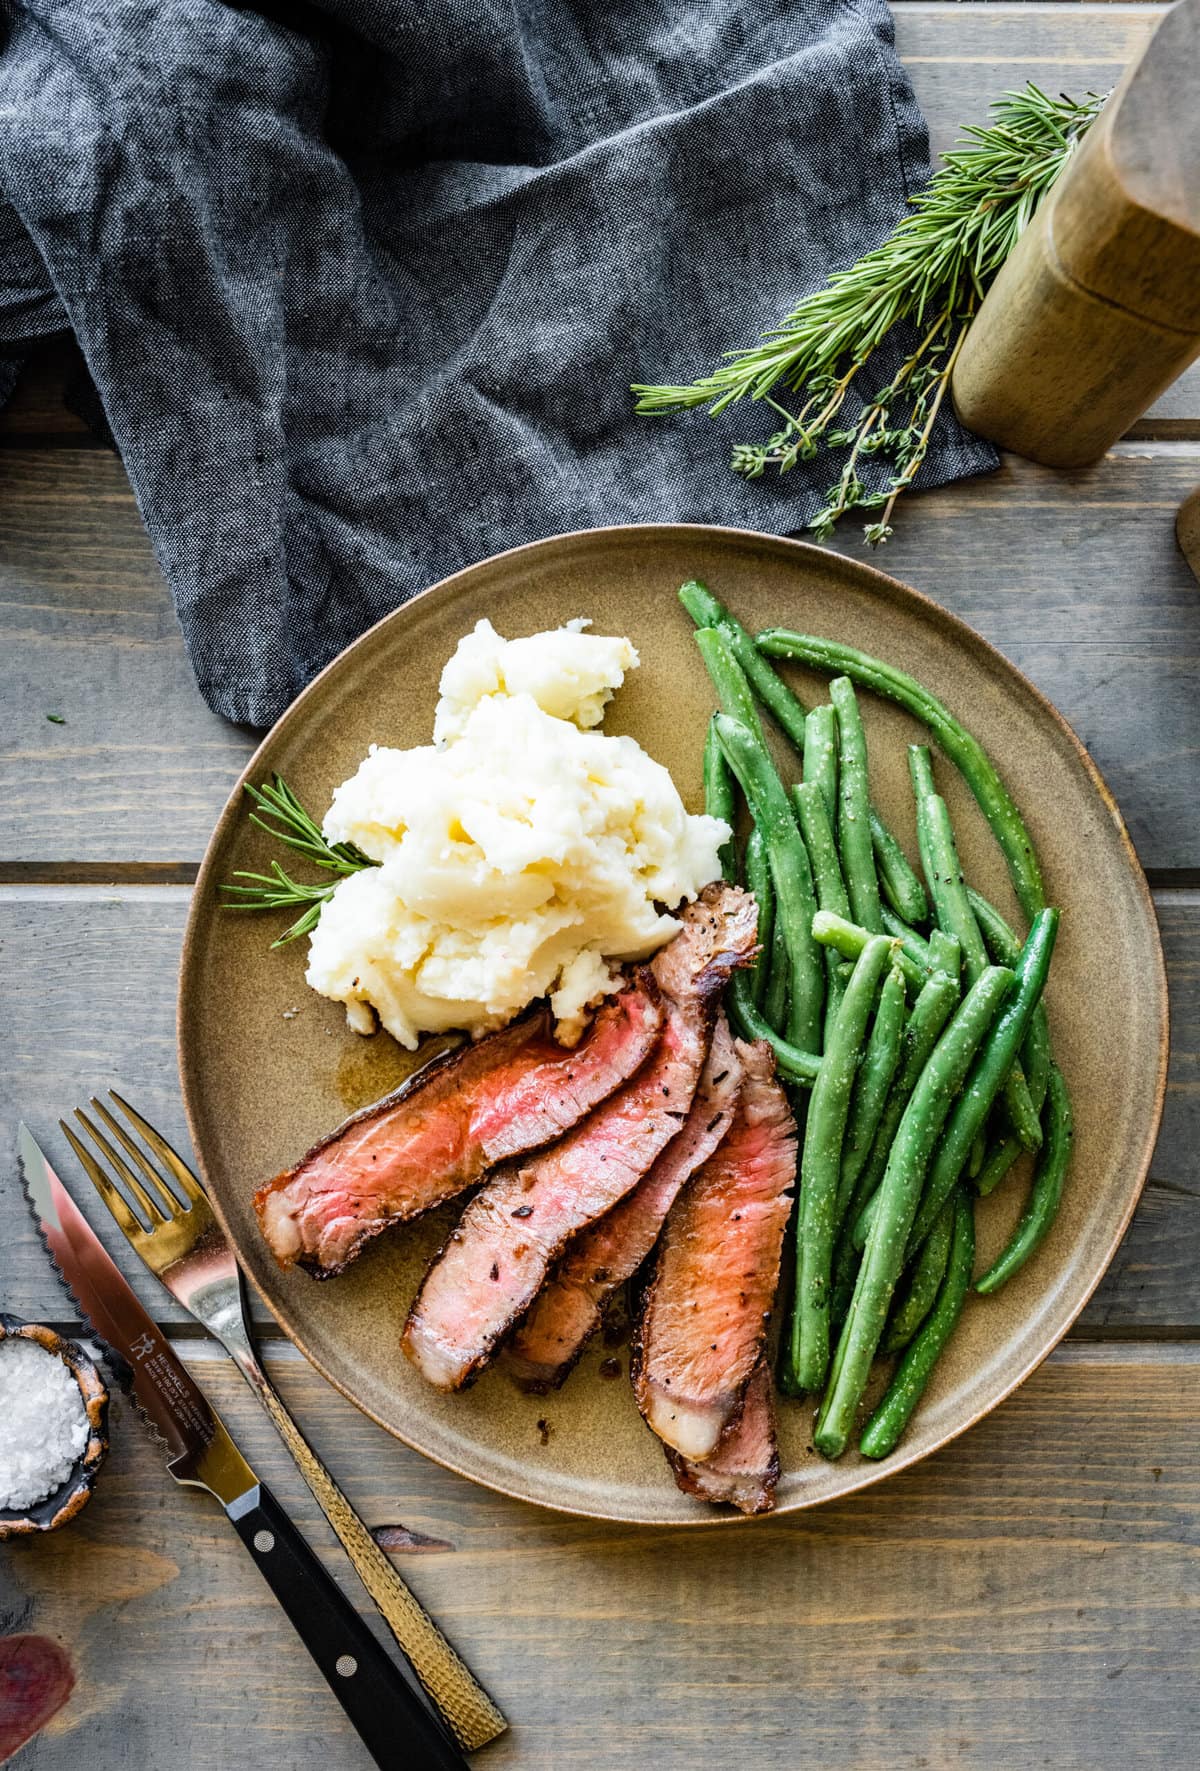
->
[633, 84, 1105, 543]
[221, 774, 375, 946]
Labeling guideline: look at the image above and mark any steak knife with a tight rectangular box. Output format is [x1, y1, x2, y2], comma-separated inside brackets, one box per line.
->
[19, 1124, 468, 1771]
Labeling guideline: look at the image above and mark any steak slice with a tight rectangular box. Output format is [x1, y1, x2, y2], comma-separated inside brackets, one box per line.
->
[505, 1012, 742, 1391]
[634, 1037, 797, 1461]
[255, 973, 663, 1276]
[666, 1361, 779, 1516]
[403, 883, 759, 1391]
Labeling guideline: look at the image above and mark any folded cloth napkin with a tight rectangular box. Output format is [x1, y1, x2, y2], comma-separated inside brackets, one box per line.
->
[0, 0, 995, 727]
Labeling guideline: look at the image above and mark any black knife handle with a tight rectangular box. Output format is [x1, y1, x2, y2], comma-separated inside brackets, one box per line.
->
[227, 1481, 468, 1770]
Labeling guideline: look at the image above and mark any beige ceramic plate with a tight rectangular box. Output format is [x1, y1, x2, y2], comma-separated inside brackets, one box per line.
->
[180, 525, 1167, 1524]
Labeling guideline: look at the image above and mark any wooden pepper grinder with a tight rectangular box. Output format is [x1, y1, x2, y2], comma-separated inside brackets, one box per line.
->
[951, 0, 1200, 467]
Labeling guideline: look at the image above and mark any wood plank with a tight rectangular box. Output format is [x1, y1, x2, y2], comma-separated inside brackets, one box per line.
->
[0, 451, 256, 863]
[6, 1339, 1198, 1770]
[2, 445, 1200, 869]
[0, 886, 1194, 1328]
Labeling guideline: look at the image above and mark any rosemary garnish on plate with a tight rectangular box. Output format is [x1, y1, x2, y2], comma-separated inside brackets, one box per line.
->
[221, 774, 375, 946]
[633, 84, 1105, 544]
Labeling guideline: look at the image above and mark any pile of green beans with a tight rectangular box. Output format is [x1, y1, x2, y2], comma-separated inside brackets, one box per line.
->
[686, 581, 1070, 1463]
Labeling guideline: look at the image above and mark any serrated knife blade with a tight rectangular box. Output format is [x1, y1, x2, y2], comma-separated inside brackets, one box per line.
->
[18, 1122, 256, 1504]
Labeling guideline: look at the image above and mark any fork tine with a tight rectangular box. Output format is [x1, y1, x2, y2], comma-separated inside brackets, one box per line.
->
[89, 1097, 183, 1217]
[72, 1107, 166, 1227]
[107, 1090, 206, 1208]
[61, 1118, 146, 1240]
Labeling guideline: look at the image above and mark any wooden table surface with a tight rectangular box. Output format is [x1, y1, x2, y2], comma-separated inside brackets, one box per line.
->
[3, 6, 1199, 1766]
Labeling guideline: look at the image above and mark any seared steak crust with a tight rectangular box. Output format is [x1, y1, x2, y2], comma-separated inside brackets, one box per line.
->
[403, 884, 759, 1391]
[505, 1012, 742, 1391]
[255, 973, 663, 1276]
[634, 1038, 796, 1461]
[667, 1360, 779, 1516]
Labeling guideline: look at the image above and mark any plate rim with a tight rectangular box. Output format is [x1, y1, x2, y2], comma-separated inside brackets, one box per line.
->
[177, 520, 1169, 1525]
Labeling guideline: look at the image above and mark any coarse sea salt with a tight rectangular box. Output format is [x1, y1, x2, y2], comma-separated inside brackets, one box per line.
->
[0, 1336, 90, 1512]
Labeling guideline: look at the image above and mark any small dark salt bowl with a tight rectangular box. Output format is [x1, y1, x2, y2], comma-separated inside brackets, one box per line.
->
[0, 1314, 110, 1538]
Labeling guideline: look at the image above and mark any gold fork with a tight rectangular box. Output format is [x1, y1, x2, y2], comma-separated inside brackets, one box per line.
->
[63, 1092, 506, 1755]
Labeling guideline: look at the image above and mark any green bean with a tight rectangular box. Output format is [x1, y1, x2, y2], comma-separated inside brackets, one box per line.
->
[908, 908, 1059, 1253]
[785, 935, 895, 1393]
[743, 827, 776, 1013]
[965, 886, 1023, 957]
[928, 927, 961, 981]
[828, 1232, 860, 1335]
[792, 783, 850, 920]
[975, 1135, 1024, 1199]
[715, 714, 825, 1052]
[709, 713, 794, 1037]
[915, 779, 1040, 1147]
[764, 942, 791, 1033]
[758, 630, 1046, 920]
[846, 969, 962, 1244]
[870, 808, 929, 925]
[967, 886, 1053, 1112]
[1020, 1028, 1051, 1121]
[859, 1189, 975, 1459]
[727, 981, 822, 1086]
[681, 581, 810, 750]
[883, 1194, 954, 1354]
[804, 705, 839, 824]
[814, 965, 1013, 1458]
[830, 676, 882, 934]
[968, 1126, 987, 1180]
[976, 1066, 1073, 1294]
[694, 627, 765, 743]
[703, 716, 738, 883]
[824, 959, 854, 1048]
[793, 780, 853, 1033]
[835, 964, 907, 1228]
[907, 742, 937, 808]
[813, 909, 925, 994]
[914, 782, 990, 981]
[880, 907, 936, 977]
[1001, 1069, 1041, 1155]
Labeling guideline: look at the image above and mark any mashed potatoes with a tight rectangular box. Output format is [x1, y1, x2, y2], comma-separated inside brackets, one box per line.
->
[432, 616, 637, 743]
[306, 619, 729, 1048]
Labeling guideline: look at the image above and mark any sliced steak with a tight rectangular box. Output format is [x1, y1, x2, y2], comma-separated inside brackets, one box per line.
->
[505, 1012, 742, 1391]
[403, 884, 758, 1391]
[255, 973, 663, 1276]
[634, 1037, 796, 1461]
[667, 1360, 779, 1516]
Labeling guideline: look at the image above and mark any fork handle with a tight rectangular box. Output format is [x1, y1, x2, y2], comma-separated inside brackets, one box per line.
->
[245, 1364, 506, 1752]
[226, 1481, 467, 1770]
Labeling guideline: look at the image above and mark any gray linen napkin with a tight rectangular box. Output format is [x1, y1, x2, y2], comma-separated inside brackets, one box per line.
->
[0, 0, 995, 726]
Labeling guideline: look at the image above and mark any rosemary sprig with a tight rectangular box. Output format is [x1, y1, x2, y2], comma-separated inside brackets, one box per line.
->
[221, 774, 376, 947]
[633, 84, 1105, 543]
